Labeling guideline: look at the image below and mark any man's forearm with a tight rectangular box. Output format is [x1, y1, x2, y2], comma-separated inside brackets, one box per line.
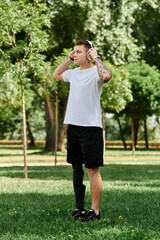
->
[94, 58, 112, 83]
[53, 59, 72, 77]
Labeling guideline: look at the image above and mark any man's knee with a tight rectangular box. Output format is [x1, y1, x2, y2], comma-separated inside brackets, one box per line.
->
[87, 167, 99, 178]
[72, 164, 84, 175]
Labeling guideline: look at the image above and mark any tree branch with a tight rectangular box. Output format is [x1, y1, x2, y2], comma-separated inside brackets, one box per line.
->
[0, 48, 7, 58]
[11, 29, 16, 46]
[5, 26, 14, 46]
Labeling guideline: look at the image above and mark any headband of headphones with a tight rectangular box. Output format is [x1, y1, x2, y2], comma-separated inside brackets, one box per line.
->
[86, 40, 93, 48]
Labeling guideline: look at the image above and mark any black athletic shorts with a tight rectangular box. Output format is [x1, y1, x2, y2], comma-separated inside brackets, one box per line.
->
[67, 124, 104, 168]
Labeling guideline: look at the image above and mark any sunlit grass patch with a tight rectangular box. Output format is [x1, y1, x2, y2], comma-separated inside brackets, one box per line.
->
[0, 152, 160, 239]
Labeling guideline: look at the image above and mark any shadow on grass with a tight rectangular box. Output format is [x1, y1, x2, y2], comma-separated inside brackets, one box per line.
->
[0, 146, 43, 150]
[27, 151, 67, 156]
[0, 192, 75, 237]
[101, 164, 160, 183]
[0, 187, 160, 239]
[0, 164, 160, 239]
[106, 148, 160, 151]
[0, 165, 160, 183]
[0, 146, 67, 157]
[0, 151, 54, 157]
[0, 154, 25, 157]
[0, 166, 73, 180]
[0, 146, 24, 150]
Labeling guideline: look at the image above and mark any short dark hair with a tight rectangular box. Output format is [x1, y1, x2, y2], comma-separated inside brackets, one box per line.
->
[75, 40, 94, 51]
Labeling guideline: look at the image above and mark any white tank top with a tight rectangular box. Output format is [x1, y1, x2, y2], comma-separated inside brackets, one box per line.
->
[62, 66, 103, 128]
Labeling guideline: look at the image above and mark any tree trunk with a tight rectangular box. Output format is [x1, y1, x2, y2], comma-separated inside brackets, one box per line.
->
[20, 78, 27, 179]
[44, 95, 55, 151]
[116, 114, 127, 149]
[17, 128, 22, 140]
[134, 119, 139, 148]
[55, 92, 58, 167]
[131, 117, 135, 155]
[26, 110, 35, 147]
[102, 108, 106, 156]
[9, 130, 15, 140]
[58, 124, 67, 151]
[57, 97, 68, 151]
[144, 118, 149, 149]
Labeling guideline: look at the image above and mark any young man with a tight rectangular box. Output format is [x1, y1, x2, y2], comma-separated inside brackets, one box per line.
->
[53, 40, 112, 222]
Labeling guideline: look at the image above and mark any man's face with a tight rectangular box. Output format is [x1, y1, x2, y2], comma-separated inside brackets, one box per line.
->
[73, 45, 88, 65]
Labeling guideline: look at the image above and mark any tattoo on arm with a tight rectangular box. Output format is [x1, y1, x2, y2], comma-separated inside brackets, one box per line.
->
[95, 58, 112, 82]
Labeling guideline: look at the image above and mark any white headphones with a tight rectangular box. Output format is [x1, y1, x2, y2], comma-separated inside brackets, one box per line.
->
[86, 40, 93, 48]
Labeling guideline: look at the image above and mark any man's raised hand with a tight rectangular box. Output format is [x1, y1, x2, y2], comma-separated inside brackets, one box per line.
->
[68, 50, 74, 61]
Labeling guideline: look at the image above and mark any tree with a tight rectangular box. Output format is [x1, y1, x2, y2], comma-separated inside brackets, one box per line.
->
[122, 60, 160, 150]
[33, 60, 57, 151]
[101, 61, 132, 113]
[0, 60, 21, 139]
[47, 0, 143, 64]
[46, 0, 160, 152]
[132, 1, 160, 69]
[52, 49, 76, 151]
[101, 61, 133, 148]
[0, 0, 51, 178]
[1, 0, 159, 156]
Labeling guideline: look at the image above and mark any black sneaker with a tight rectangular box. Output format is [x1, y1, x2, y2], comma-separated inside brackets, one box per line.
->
[81, 209, 100, 222]
[69, 209, 87, 220]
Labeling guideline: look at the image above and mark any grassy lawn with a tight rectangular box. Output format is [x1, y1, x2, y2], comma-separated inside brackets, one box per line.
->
[0, 145, 160, 165]
[0, 146, 160, 239]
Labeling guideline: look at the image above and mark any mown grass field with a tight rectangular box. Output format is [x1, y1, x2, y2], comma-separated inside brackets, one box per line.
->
[0, 146, 160, 239]
[0, 145, 160, 166]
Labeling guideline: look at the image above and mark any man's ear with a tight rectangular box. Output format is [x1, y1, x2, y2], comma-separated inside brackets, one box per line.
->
[86, 49, 91, 61]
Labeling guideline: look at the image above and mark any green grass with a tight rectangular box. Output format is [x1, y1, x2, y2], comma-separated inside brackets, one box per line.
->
[0, 145, 160, 166]
[0, 146, 160, 239]
[0, 156, 160, 239]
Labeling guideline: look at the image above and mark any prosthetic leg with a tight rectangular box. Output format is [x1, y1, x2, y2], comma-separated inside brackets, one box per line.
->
[72, 164, 86, 210]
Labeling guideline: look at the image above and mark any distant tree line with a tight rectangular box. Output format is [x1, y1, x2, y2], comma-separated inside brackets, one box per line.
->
[0, 0, 160, 153]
